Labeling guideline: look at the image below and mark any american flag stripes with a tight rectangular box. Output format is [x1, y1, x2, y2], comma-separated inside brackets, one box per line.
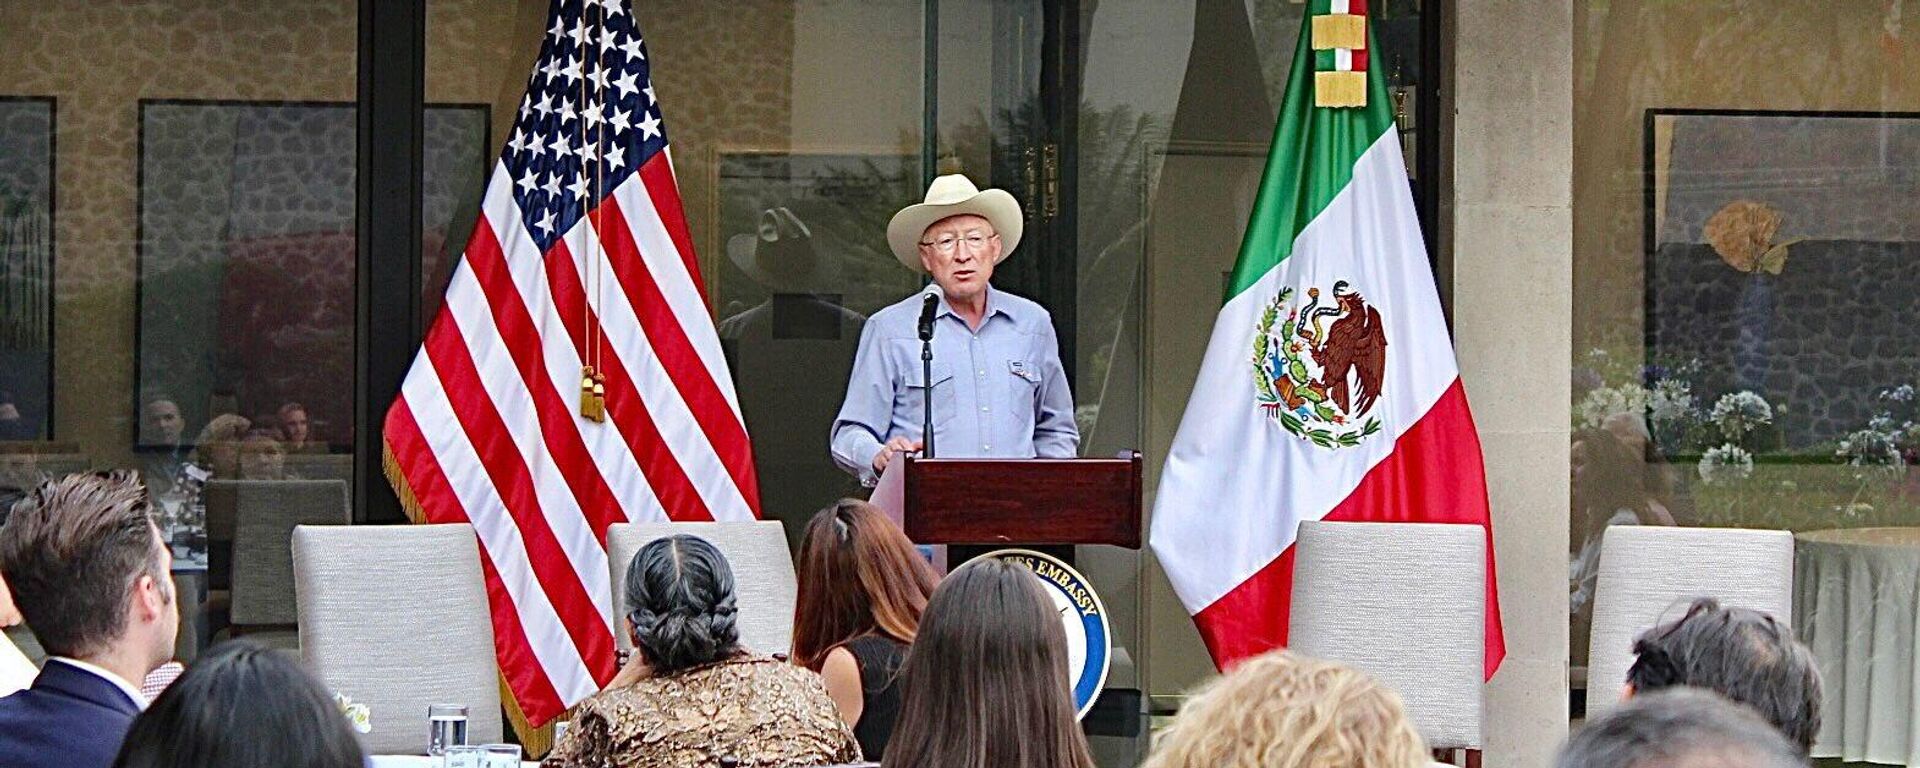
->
[384, 0, 760, 726]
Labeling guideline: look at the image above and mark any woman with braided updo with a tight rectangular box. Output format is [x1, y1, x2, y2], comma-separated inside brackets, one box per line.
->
[544, 535, 860, 768]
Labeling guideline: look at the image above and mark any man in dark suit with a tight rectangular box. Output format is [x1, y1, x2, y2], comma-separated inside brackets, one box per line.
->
[0, 471, 178, 767]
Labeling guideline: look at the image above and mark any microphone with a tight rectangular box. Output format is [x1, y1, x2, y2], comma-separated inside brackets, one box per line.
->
[917, 287, 938, 458]
[917, 289, 939, 342]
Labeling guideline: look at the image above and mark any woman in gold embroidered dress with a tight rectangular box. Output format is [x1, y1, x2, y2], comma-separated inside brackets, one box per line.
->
[544, 534, 859, 768]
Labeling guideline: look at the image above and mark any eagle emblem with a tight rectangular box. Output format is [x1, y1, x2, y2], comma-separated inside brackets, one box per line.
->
[1251, 281, 1387, 449]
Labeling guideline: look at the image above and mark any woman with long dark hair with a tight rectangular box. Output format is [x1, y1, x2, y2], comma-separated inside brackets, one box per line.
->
[110, 639, 364, 768]
[546, 534, 859, 768]
[790, 499, 937, 760]
[882, 557, 1094, 768]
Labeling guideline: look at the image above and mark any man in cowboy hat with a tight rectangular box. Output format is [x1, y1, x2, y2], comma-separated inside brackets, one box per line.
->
[828, 174, 1078, 486]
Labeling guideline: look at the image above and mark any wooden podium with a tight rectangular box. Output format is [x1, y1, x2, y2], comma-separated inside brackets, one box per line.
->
[901, 452, 1143, 550]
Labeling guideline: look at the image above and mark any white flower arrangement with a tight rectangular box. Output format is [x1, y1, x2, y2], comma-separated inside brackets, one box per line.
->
[1698, 444, 1755, 485]
[1837, 428, 1906, 471]
[1647, 379, 1695, 426]
[1708, 391, 1773, 441]
[1576, 384, 1648, 429]
[333, 692, 372, 734]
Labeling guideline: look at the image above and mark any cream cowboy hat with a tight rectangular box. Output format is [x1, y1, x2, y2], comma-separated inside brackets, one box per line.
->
[727, 207, 838, 293]
[885, 174, 1024, 272]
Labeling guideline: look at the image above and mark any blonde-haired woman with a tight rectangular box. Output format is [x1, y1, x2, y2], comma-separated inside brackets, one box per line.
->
[1142, 650, 1429, 768]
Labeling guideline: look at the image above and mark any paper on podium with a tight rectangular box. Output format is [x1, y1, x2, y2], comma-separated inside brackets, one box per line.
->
[870, 457, 906, 529]
[868, 457, 947, 572]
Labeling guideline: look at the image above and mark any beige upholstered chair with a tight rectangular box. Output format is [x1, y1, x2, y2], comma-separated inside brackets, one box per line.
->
[605, 521, 797, 656]
[293, 524, 503, 755]
[282, 453, 352, 483]
[1585, 526, 1793, 714]
[1288, 520, 1486, 755]
[228, 479, 350, 646]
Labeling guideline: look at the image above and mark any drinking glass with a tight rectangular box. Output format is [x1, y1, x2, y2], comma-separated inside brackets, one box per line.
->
[442, 744, 486, 768]
[427, 703, 469, 756]
[479, 744, 523, 767]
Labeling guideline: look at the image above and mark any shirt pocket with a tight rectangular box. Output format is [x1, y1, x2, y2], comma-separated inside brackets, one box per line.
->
[898, 362, 957, 432]
[1006, 358, 1042, 430]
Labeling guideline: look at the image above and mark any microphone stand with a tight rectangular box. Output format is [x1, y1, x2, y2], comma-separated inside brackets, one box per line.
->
[919, 291, 938, 459]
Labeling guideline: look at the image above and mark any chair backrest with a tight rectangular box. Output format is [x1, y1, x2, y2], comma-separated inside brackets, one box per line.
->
[293, 524, 502, 755]
[605, 521, 797, 656]
[229, 479, 350, 626]
[27, 453, 90, 478]
[1585, 526, 1793, 715]
[282, 453, 353, 483]
[1288, 520, 1485, 751]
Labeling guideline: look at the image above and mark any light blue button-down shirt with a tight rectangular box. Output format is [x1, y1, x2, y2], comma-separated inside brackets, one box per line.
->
[830, 286, 1079, 485]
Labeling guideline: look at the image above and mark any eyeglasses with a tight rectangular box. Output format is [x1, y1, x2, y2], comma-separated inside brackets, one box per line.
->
[918, 231, 998, 254]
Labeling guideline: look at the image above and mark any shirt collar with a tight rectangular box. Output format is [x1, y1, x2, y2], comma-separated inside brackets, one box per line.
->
[48, 657, 149, 710]
[934, 285, 1016, 325]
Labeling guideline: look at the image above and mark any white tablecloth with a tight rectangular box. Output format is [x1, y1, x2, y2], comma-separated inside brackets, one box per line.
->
[1795, 527, 1920, 765]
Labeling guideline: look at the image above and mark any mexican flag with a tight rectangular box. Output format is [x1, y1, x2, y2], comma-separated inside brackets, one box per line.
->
[1149, 0, 1505, 678]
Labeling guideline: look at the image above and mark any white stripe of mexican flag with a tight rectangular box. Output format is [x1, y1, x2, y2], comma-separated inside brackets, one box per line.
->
[1148, 0, 1503, 677]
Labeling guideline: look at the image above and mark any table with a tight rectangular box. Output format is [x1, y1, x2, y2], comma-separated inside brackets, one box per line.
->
[167, 524, 212, 663]
[368, 757, 537, 768]
[1795, 527, 1920, 765]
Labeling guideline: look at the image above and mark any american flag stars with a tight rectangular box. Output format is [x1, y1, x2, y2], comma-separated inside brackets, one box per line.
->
[506, 0, 665, 253]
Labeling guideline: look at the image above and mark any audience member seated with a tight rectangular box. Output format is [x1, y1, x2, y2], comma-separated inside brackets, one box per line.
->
[0, 472, 179, 768]
[275, 402, 326, 454]
[545, 534, 859, 768]
[1623, 597, 1822, 755]
[1556, 688, 1803, 768]
[881, 558, 1095, 768]
[1140, 649, 1428, 768]
[109, 639, 364, 768]
[140, 398, 189, 492]
[0, 390, 32, 441]
[790, 500, 938, 761]
[1570, 426, 1678, 668]
[190, 415, 253, 479]
[236, 430, 288, 480]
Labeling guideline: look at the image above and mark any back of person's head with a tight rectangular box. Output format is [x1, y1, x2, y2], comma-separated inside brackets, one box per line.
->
[882, 557, 1093, 768]
[0, 471, 172, 660]
[1627, 597, 1821, 753]
[1557, 687, 1805, 768]
[791, 499, 937, 669]
[110, 639, 365, 768]
[1141, 650, 1427, 768]
[624, 534, 741, 674]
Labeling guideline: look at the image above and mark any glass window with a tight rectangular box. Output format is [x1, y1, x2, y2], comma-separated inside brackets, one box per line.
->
[0, 0, 359, 661]
[1572, 2, 1920, 745]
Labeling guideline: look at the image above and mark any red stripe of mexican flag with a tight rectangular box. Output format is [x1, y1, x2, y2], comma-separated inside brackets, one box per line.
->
[1147, 0, 1505, 679]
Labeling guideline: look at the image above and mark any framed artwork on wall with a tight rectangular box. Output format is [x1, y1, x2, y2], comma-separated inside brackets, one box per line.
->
[0, 96, 55, 442]
[134, 99, 489, 453]
[1642, 109, 1920, 461]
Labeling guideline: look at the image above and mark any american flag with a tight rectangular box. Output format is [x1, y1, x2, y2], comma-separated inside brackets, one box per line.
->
[383, 0, 760, 726]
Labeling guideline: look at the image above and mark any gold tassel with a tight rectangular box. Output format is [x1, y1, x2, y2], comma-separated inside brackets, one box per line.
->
[1316, 71, 1368, 108]
[590, 372, 607, 422]
[1311, 14, 1366, 51]
[579, 366, 604, 422]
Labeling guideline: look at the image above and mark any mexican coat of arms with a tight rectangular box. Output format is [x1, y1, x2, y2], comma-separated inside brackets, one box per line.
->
[1252, 280, 1388, 449]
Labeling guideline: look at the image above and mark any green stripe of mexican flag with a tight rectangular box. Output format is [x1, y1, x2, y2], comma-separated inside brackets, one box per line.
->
[1225, 2, 1394, 300]
[1151, 0, 1506, 679]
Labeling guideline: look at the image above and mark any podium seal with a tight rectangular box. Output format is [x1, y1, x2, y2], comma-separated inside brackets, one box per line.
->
[983, 549, 1112, 720]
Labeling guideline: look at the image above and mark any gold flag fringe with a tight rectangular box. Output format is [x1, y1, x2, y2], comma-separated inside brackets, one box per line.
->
[384, 440, 560, 757]
[1310, 14, 1366, 50]
[1315, 71, 1367, 108]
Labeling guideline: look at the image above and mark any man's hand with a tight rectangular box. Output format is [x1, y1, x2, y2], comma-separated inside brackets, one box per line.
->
[872, 436, 923, 473]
